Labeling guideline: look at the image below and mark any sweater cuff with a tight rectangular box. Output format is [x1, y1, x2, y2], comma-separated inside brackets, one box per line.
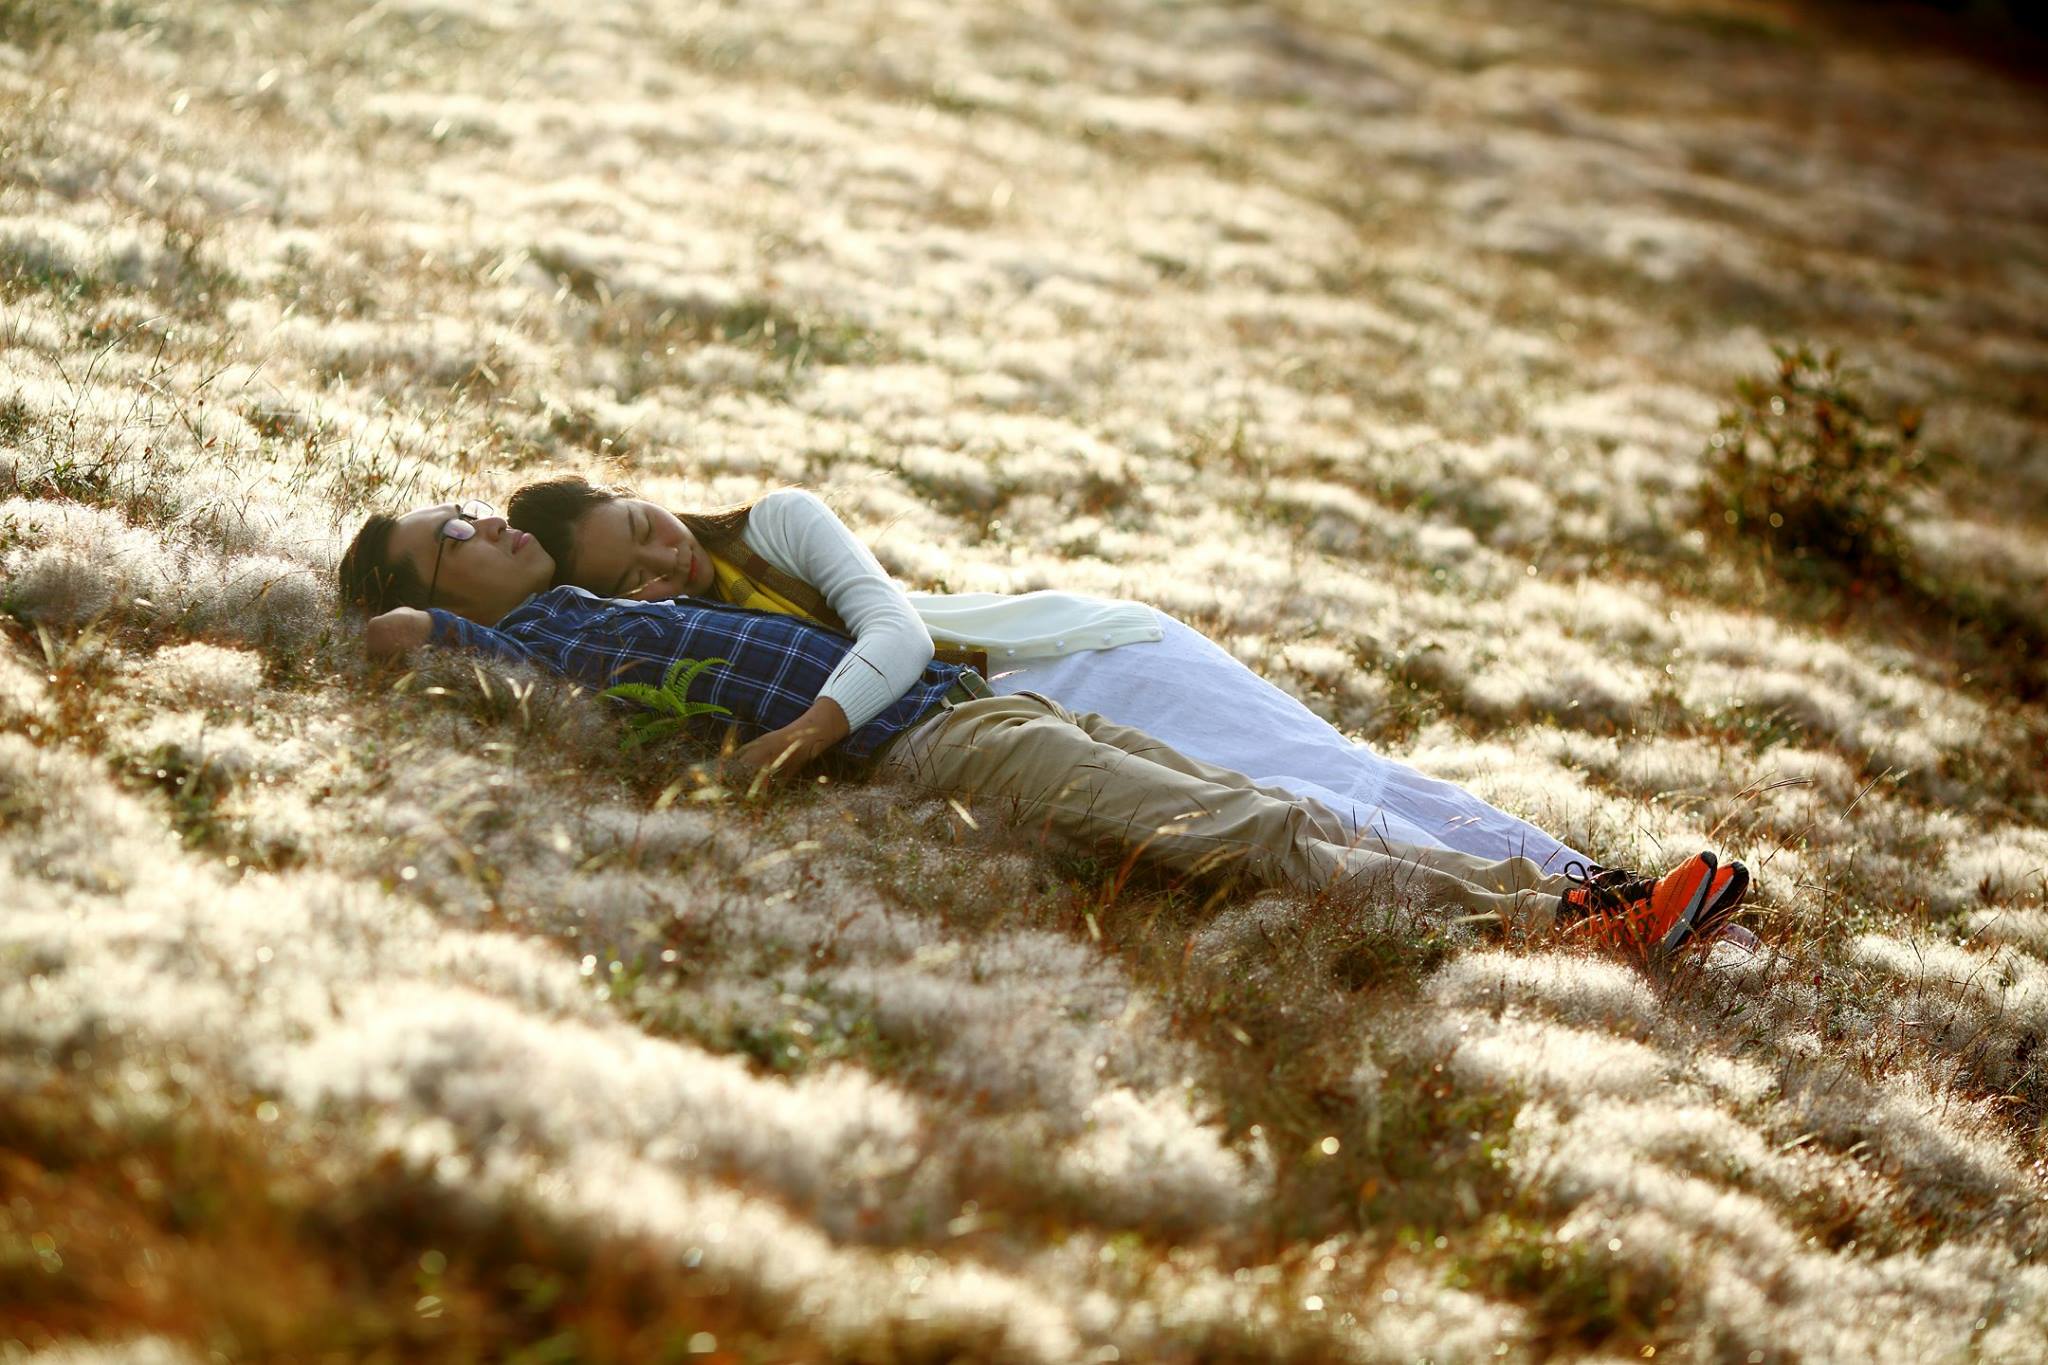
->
[819, 656, 900, 733]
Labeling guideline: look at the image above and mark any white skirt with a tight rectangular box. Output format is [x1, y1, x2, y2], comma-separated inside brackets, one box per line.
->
[986, 610, 1588, 873]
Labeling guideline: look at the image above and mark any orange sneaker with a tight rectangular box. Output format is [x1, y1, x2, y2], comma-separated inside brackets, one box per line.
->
[1559, 852, 1749, 957]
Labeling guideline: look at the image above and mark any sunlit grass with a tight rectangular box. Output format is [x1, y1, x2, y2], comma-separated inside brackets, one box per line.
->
[2, 0, 2046, 1357]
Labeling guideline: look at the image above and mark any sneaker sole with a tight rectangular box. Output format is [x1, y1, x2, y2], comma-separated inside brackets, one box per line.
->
[1698, 861, 1750, 941]
[1656, 851, 1720, 956]
[1662, 858, 1751, 955]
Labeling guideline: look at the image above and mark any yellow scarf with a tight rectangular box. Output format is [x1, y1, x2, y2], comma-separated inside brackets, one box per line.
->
[709, 552, 823, 624]
[707, 549, 988, 672]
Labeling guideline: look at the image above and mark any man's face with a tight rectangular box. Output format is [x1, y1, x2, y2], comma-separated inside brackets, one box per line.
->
[387, 502, 555, 625]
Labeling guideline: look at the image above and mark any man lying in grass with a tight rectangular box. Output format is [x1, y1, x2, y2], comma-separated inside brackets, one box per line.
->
[340, 499, 1752, 960]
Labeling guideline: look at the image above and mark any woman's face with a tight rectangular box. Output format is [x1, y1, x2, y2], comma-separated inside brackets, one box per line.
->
[569, 498, 716, 600]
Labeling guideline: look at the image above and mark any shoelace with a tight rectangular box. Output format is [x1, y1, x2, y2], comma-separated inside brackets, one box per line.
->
[1557, 859, 1655, 925]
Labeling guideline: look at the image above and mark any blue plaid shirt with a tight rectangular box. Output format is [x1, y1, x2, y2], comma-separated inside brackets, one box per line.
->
[427, 587, 963, 760]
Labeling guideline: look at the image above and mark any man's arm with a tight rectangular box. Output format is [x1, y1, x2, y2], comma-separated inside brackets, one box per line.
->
[455, 592, 946, 769]
[361, 606, 541, 666]
[365, 608, 433, 660]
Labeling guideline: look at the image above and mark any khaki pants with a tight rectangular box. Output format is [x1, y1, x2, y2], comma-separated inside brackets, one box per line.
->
[877, 693, 1571, 931]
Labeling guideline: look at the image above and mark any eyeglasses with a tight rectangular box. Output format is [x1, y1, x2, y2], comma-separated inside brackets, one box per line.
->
[425, 499, 495, 608]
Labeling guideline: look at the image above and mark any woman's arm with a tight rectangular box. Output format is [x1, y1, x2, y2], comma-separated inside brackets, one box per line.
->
[740, 488, 937, 733]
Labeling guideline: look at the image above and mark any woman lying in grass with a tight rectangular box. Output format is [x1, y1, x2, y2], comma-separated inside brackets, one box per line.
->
[504, 477, 1752, 944]
[346, 487, 1757, 956]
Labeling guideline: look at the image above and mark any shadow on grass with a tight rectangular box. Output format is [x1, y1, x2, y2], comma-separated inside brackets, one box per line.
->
[0, 1052, 816, 1360]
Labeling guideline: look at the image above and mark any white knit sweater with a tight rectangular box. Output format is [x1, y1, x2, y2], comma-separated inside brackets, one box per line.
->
[740, 490, 1160, 729]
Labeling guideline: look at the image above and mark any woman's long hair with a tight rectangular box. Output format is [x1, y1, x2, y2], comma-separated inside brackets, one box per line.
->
[505, 476, 850, 632]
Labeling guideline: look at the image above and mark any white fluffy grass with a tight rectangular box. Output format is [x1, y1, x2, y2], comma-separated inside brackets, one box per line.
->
[489, 1138, 1097, 1363]
[1946, 827, 2048, 910]
[0, 500, 328, 650]
[6, 0, 2047, 1353]
[1428, 949, 1662, 1033]
[269, 983, 936, 1236]
[133, 642, 263, 707]
[1441, 1008, 1671, 1104]
[9, 1341, 202, 1365]
[1965, 907, 2048, 957]
[1514, 1089, 2048, 1362]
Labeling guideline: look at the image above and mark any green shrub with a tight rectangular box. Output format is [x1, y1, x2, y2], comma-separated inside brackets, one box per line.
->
[1702, 344, 1940, 583]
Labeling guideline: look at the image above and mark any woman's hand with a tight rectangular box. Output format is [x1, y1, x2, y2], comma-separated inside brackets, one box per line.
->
[365, 607, 433, 659]
[732, 697, 850, 784]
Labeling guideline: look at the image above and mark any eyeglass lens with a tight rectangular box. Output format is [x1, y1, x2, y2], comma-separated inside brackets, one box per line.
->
[441, 500, 495, 542]
[427, 500, 496, 607]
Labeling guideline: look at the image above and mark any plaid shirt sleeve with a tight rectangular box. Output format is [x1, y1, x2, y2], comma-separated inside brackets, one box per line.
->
[427, 609, 542, 665]
[437, 588, 960, 759]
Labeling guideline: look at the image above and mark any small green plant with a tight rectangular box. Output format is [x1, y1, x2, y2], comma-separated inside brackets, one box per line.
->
[0, 0, 160, 52]
[601, 656, 730, 752]
[1453, 1212, 1684, 1352]
[1702, 343, 1941, 582]
[135, 741, 236, 848]
[0, 394, 31, 444]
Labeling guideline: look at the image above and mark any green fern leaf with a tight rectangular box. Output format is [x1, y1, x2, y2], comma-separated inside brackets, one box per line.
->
[602, 682, 674, 711]
[603, 656, 732, 752]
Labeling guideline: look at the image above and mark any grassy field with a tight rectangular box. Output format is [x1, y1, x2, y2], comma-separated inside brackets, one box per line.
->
[2, 0, 2046, 1360]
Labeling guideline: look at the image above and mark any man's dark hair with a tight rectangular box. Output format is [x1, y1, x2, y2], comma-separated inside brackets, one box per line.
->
[337, 512, 428, 614]
[506, 475, 620, 581]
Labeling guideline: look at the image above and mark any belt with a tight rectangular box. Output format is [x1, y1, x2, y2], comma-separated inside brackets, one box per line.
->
[942, 668, 993, 707]
[867, 669, 992, 772]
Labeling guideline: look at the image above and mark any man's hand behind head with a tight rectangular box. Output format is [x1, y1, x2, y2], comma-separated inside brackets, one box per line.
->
[365, 606, 433, 660]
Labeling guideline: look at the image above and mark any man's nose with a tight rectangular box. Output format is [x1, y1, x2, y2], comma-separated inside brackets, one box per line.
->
[477, 515, 510, 539]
